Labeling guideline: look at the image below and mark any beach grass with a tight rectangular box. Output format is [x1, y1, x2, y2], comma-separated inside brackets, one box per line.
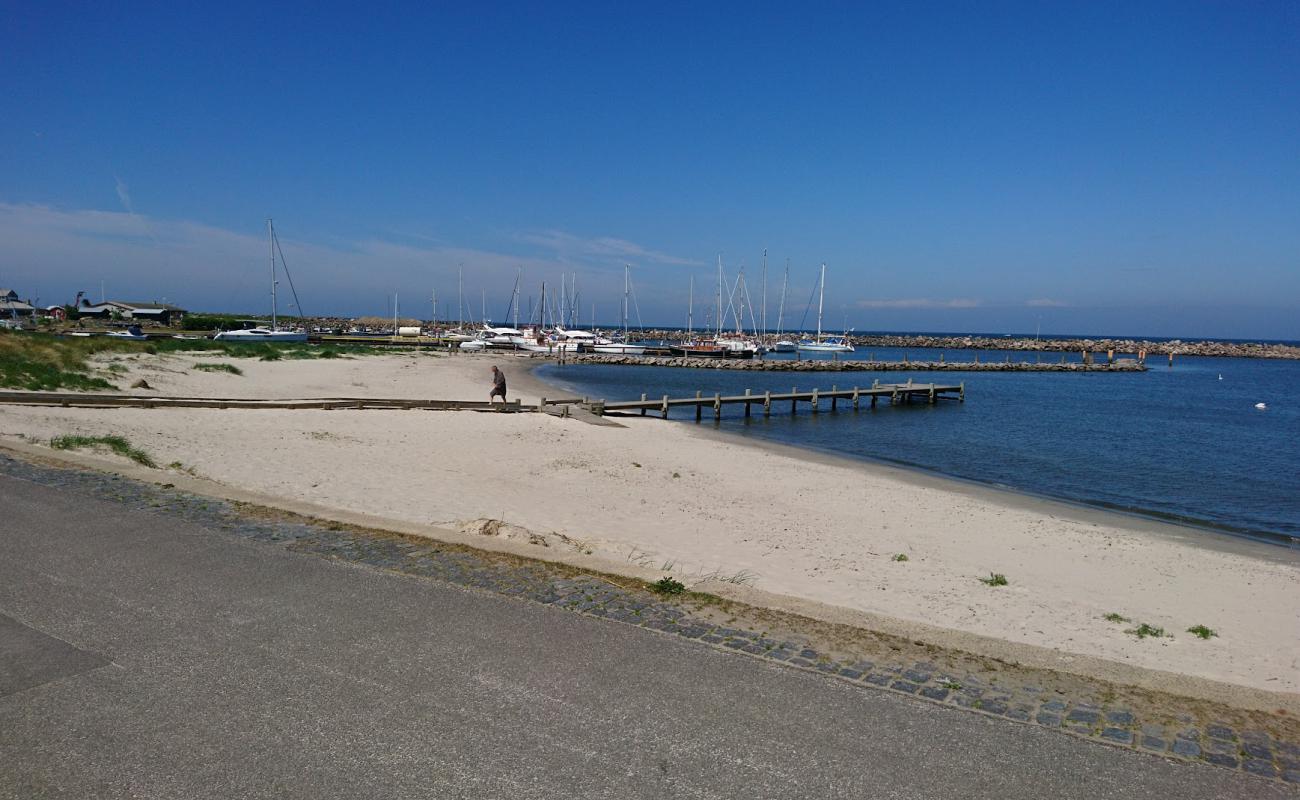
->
[1187, 624, 1218, 640]
[193, 363, 244, 375]
[1103, 612, 1130, 623]
[892, 553, 909, 562]
[0, 331, 382, 391]
[50, 434, 157, 468]
[979, 572, 1008, 587]
[1126, 622, 1167, 639]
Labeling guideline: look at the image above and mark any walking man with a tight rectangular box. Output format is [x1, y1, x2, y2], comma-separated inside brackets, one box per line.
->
[489, 365, 507, 404]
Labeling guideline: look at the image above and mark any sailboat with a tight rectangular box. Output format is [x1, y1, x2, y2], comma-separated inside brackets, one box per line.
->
[215, 219, 309, 342]
[594, 265, 647, 355]
[772, 259, 796, 352]
[797, 263, 854, 353]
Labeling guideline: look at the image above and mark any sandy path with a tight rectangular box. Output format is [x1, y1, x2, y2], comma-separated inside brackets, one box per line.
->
[2, 350, 1297, 696]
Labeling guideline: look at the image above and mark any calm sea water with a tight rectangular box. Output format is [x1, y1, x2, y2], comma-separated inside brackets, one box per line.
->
[536, 349, 1300, 546]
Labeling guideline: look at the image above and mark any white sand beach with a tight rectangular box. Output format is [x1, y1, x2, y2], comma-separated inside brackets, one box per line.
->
[2, 349, 1297, 702]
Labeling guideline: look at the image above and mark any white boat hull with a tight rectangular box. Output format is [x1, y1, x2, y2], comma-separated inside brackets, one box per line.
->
[772, 340, 797, 353]
[795, 343, 857, 353]
[214, 328, 308, 342]
[592, 344, 647, 355]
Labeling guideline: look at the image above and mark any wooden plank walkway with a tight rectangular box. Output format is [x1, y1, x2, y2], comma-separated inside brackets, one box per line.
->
[544, 380, 964, 421]
[0, 391, 527, 412]
[0, 381, 962, 422]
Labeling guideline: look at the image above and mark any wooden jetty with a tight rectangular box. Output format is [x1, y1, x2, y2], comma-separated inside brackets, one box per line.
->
[543, 380, 964, 422]
[1, 381, 962, 423]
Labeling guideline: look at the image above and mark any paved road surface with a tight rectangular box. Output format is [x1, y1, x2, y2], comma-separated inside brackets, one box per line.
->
[0, 472, 1289, 799]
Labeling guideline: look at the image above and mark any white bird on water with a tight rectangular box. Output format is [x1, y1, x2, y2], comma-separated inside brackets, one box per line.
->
[1255, 402, 1268, 410]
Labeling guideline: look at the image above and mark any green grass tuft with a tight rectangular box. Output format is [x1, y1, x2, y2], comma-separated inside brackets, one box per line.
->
[979, 572, 1008, 587]
[1187, 624, 1217, 640]
[1103, 612, 1130, 623]
[1125, 622, 1167, 639]
[193, 362, 243, 375]
[651, 576, 686, 595]
[892, 553, 909, 562]
[50, 434, 157, 468]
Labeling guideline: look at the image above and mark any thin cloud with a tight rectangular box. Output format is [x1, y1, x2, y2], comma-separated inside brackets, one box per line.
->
[114, 176, 136, 215]
[1026, 298, 1068, 307]
[517, 229, 701, 266]
[0, 203, 639, 317]
[856, 298, 982, 309]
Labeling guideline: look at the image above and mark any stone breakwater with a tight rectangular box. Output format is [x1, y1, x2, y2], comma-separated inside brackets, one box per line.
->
[627, 331, 1300, 360]
[533, 354, 1147, 372]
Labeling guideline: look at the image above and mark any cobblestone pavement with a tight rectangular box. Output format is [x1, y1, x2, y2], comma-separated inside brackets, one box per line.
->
[2, 451, 1296, 788]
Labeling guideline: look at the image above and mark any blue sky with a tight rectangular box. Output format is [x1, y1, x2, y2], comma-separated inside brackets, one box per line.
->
[2, 2, 1297, 338]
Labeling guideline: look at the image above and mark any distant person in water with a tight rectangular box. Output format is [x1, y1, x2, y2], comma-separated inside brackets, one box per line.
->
[489, 365, 507, 403]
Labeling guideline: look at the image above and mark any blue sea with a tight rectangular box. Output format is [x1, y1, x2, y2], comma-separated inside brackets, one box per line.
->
[536, 347, 1300, 546]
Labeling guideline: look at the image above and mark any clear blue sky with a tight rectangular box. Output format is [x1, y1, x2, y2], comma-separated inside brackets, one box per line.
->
[2, 2, 1297, 338]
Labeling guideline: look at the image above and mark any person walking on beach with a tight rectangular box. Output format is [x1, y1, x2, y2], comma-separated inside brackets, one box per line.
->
[489, 365, 507, 404]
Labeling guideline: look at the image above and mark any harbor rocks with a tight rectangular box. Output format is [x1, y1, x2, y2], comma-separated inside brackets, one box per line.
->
[533, 354, 1147, 372]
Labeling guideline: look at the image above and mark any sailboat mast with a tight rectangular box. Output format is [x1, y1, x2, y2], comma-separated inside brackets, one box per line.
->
[777, 259, 788, 337]
[457, 264, 464, 330]
[817, 262, 826, 343]
[716, 255, 723, 338]
[760, 249, 767, 337]
[622, 264, 630, 339]
[687, 275, 694, 337]
[268, 218, 277, 331]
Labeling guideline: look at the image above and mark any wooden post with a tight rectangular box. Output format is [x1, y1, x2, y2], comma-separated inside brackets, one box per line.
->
[744, 388, 752, 418]
[764, 390, 771, 417]
[714, 392, 721, 421]
[791, 386, 797, 415]
[831, 385, 837, 411]
[1168, 352, 1174, 367]
[661, 394, 669, 419]
[811, 388, 819, 413]
[695, 390, 702, 422]
[539, 397, 546, 412]
[959, 381, 965, 402]
[640, 392, 647, 416]
[929, 386, 936, 404]
[852, 386, 860, 410]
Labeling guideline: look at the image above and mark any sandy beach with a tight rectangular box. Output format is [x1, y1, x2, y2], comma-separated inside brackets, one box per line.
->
[2, 348, 1297, 703]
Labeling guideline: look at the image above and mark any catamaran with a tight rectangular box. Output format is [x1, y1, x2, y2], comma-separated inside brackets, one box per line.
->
[215, 219, 308, 342]
[797, 263, 853, 353]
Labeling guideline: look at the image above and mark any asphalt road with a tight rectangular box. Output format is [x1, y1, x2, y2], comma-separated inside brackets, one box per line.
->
[0, 472, 1290, 799]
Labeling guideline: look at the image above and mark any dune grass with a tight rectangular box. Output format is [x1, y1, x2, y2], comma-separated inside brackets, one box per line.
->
[193, 363, 244, 375]
[0, 331, 377, 391]
[49, 434, 157, 468]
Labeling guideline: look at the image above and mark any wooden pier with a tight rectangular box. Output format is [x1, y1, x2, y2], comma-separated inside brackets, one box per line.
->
[543, 380, 964, 422]
[1, 381, 962, 423]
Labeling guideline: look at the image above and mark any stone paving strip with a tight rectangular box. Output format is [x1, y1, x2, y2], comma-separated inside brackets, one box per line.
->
[1, 451, 1296, 787]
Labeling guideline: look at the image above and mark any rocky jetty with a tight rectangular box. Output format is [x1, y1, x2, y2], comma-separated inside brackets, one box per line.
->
[627, 330, 1300, 360]
[531, 354, 1147, 372]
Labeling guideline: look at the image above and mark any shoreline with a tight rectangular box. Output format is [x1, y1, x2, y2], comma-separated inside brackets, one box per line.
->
[532, 361, 1298, 549]
[2, 349, 1296, 702]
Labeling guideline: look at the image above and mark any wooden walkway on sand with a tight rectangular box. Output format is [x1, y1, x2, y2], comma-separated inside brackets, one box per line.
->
[544, 380, 964, 422]
[0, 391, 527, 412]
[0, 380, 963, 423]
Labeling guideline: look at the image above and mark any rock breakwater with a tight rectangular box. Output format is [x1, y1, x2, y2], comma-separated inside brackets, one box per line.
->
[532, 354, 1147, 372]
